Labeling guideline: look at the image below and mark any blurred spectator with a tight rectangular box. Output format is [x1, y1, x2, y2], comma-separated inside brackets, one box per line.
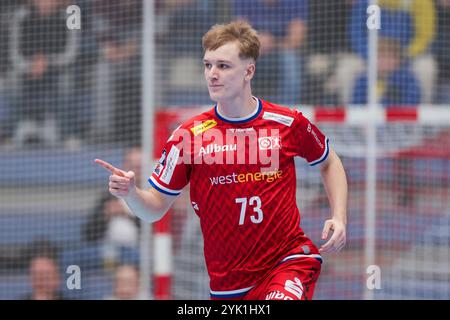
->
[94, 0, 142, 145]
[24, 257, 63, 300]
[104, 264, 146, 300]
[163, 0, 216, 58]
[82, 192, 140, 268]
[9, 0, 80, 147]
[433, 0, 450, 103]
[158, 0, 217, 105]
[0, 1, 25, 73]
[0, 84, 11, 144]
[307, 0, 351, 55]
[350, 0, 435, 60]
[20, 238, 67, 300]
[0, 2, 13, 76]
[63, 0, 99, 148]
[0, 2, 22, 143]
[232, 0, 308, 105]
[83, 147, 144, 267]
[303, 0, 353, 105]
[349, 0, 436, 103]
[352, 37, 421, 105]
[122, 146, 144, 187]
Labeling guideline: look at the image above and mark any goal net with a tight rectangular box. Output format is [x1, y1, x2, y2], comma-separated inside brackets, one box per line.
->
[160, 107, 450, 300]
[0, 0, 448, 300]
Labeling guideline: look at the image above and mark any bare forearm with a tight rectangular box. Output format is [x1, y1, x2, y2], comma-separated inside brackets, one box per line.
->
[123, 187, 169, 223]
[320, 150, 348, 224]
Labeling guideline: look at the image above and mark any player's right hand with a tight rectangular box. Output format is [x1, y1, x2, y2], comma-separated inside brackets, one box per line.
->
[94, 158, 136, 199]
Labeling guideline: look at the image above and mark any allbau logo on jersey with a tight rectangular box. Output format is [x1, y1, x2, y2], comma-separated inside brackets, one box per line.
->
[168, 125, 281, 172]
[198, 136, 281, 156]
[199, 143, 237, 156]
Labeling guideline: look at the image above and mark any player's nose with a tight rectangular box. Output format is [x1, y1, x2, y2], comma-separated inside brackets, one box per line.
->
[207, 66, 219, 79]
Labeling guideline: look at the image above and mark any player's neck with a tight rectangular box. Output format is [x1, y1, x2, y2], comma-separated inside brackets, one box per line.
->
[216, 94, 258, 119]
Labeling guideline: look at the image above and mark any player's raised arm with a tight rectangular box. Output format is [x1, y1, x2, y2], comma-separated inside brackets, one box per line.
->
[94, 158, 177, 223]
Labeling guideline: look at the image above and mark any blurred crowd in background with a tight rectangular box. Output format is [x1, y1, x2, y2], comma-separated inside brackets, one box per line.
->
[0, 0, 448, 149]
[0, 146, 146, 299]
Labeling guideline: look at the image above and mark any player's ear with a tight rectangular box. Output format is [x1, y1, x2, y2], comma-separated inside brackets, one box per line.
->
[245, 63, 256, 81]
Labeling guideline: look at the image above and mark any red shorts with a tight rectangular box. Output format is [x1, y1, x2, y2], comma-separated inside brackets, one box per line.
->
[242, 257, 322, 300]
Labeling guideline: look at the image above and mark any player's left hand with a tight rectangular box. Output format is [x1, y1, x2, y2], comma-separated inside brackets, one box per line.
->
[319, 218, 346, 253]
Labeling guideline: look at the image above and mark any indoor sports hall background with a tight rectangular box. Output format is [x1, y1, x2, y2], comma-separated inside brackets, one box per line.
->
[0, 0, 449, 300]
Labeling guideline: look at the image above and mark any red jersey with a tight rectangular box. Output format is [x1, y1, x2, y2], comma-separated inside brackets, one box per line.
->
[149, 98, 328, 298]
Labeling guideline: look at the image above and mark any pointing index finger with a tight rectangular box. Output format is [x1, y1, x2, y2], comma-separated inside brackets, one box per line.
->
[94, 158, 125, 177]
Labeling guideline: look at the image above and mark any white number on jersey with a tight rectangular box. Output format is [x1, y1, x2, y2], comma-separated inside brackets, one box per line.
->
[235, 196, 263, 225]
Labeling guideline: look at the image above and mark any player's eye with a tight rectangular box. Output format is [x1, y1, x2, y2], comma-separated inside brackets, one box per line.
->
[204, 63, 212, 69]
[219, 63, 229, 69]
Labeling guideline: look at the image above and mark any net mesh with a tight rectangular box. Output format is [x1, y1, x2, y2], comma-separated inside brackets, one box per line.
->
[0, 0, 144, 300]
[0, 0, 448, 300]
[167, 119, 449, 300]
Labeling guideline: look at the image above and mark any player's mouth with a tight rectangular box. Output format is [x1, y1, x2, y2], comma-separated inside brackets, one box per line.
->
[209, 84, 223, 91]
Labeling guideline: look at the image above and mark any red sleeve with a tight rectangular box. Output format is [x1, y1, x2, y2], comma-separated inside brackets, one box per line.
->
[292, 110, 330, 166]
[148, 126, 192, 196]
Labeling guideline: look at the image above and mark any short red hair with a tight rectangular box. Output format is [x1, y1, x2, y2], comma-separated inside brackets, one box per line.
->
[202, 21, 261, 61]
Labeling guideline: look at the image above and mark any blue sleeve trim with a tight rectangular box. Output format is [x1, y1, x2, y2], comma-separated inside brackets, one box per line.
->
[309, 138, 330, 167]
[148, 178, 181, 196]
